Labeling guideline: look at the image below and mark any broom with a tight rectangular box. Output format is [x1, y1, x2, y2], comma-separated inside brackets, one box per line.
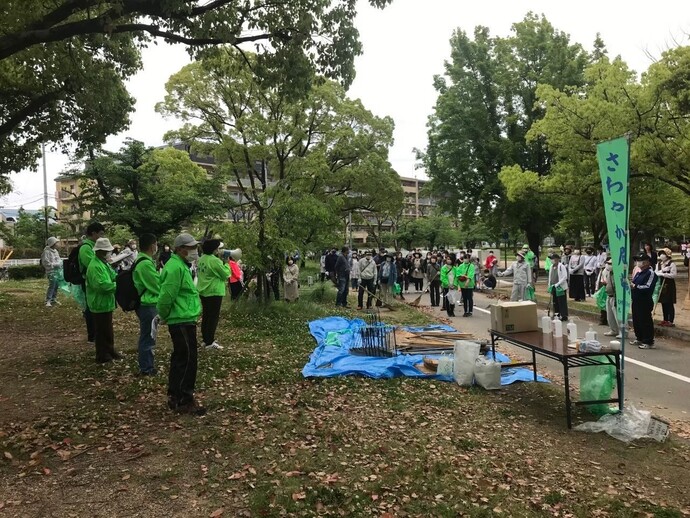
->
[365, 288, 396, 311]
[410, 270, 440, 307]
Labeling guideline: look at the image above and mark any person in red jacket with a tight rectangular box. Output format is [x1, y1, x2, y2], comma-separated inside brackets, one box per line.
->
[227, 248, 244, 300]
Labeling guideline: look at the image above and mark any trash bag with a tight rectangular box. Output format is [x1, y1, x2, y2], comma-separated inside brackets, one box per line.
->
[575, 405, 667, 443]
[579, 355, 617, 416]
[70, 283, 87, 310]
[393, 283, 401, 295]
[525, 285, 536, 302]
[453, 340, 480, 386]
[474, 357, 501, 390]
[594, 286, 607, 310]
[652, 278, 663, 305]
[446, 290, 461, 306]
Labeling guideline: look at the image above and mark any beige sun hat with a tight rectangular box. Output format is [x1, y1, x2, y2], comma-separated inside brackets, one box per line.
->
[93, 238, 114, 252]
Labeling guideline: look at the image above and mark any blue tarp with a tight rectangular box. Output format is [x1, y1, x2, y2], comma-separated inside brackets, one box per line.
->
[302, 317, 549, 385]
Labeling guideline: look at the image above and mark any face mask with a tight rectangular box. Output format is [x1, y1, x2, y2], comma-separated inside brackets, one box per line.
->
[288, 261, 293, 265]
[105, 252, 113, 261]
[130, 244, 137, 250]
[164, 247, 170, 252]
[606, 265, 612, 271]
[187, 249, 199, 262]
[517, 257, 524, 262]
[659, 254, 667, 260]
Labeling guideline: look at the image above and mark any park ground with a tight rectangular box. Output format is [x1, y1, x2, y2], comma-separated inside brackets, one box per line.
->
[1, 272, 689, 517]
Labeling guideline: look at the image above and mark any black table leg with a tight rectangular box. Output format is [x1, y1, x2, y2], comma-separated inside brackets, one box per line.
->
[532, 349, 537, 381]
[614, 354, 623, 412]
[563, 360, 572, 429]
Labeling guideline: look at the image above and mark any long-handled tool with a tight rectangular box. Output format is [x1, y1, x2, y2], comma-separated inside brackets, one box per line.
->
[652, 277, 666, 317]
[365, 288, 396, 311]
[410, 270, 440, 307]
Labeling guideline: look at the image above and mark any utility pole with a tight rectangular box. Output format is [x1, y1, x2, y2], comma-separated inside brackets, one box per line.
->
[41, 143, 49, 241]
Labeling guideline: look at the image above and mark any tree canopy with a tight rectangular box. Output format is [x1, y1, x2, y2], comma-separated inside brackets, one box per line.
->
[0, 0, 393, 193]
[157, 47, 401, 297]
[420, 13, 591, 249]
[64, 139, 228, 237]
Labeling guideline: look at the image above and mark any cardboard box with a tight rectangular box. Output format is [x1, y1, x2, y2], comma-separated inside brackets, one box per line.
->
[490, 301, 538, 334]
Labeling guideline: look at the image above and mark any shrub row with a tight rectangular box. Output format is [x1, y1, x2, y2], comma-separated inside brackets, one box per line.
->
[8, 265, 45, 280]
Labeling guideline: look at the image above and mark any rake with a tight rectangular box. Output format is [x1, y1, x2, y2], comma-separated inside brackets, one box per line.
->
[409, 270, 439, 307]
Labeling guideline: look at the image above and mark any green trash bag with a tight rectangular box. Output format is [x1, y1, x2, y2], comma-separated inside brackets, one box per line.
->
[594, 286, 607, 310]
[393, 283, 401, 295]
[580, 355, 617, 416]
[525, 285, 536, 301]
[652, 278, 663, 305]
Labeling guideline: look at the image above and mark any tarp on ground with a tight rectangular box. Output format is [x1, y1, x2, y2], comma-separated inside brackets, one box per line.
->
[302, 317, 549, 384]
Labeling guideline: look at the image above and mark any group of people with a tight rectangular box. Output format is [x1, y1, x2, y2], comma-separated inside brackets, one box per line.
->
[544, 243, 680, 350]
[39, 222, 304, 416]
[321, 246, 506, 318]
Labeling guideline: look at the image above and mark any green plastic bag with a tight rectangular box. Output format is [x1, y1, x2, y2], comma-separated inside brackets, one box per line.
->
[594, 286, 607, 310]
[393, 283, 401, 295]
[580, 355, 617, 416]
[525, 285, 536, 301]
[652, 278, 663, 305]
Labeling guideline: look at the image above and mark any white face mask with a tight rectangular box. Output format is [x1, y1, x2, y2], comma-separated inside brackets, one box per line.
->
[659, 254, 667, 260]
[187, 249, 199, 262]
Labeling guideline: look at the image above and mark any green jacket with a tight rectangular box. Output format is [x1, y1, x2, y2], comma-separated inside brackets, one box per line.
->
[524, 250, 536, 268]
[197, 253, 230, 297]
[132, 253, 160, 306]
[85, 257, 116, 313]
[78, 239, 96, 277]
[440, 264, 453, 288]
[157, 253, 201, 325]
[455, 262, 476, 289]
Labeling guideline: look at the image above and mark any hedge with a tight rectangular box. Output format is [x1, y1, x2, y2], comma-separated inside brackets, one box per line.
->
[8, 265, 46, 280]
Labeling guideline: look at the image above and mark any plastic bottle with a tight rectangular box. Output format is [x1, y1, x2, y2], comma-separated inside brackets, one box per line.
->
[553, 318, 563, 338]
[567, 319, 578, 342]
[585, 324, 597, 341]
[541, 316, 552, 333]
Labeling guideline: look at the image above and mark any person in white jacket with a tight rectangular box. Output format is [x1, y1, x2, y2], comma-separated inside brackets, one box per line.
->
[548, 253, 569, 321]
[349, 252, 361, 291]
[498, 251, 532, 301]
[583, 247, 599, 297]
[40, 237, 63, 307]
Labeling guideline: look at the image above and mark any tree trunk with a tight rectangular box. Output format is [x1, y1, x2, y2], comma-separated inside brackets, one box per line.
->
[257, 208, 269, 304]
[525, 232, 541, 257]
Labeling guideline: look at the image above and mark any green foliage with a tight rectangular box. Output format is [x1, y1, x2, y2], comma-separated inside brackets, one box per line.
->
[0, 0, 393, 189]
[527, 50, 690, 244]
[66, 140, 228, 237]
[157, 48, 400, 297]
[421, 13, 590, 249]
[395, 216, 460, 250]
[8, 264, 45, 280]
[0, 208, 69, 249]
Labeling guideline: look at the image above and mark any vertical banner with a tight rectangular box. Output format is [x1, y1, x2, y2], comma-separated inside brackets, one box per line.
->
[596, 136, 631, 411]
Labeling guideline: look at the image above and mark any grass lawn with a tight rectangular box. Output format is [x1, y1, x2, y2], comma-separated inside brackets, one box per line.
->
[0, 276, 689, 517]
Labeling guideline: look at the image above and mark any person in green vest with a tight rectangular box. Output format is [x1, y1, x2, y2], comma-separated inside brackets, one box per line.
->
[85, 237, 121, 363]
[157, 233, 205, 416]
[78, 222, 106, 343]
[440, 256, 455, 317]
[455, 254, 476, 317]
[521, 244, 537, 282]
[197, 239, 230, 350]
[132, 233, 161, 376]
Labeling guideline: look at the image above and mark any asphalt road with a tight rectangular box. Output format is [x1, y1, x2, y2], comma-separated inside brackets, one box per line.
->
[401, 289, 690, 422]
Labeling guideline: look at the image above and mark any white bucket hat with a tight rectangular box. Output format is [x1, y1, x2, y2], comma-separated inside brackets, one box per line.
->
[93, 237, 114, 252]
[46, 237, 59, 247]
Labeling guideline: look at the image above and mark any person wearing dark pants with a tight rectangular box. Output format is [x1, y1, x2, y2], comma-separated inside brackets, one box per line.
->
[356, 250, 377, 309]
[440, 258, 454, 316]
[79, 222, 106, 342]
[132, 233, 161, 376]
[655, 248, 677, 327]
[456, 256, 475, 317]
[335, 246, 350, 307]
[200, 296, 223, 345]
[85, 237, 120, 363]
[158, 233, 205, 416]
[547, 253, 569, 321]
[631, 255, 657, 349]
[426, 256, 441, 307]
[197, 239, 230, 350]
[227, 249, 243, 301]
[168, 323, 198, 409]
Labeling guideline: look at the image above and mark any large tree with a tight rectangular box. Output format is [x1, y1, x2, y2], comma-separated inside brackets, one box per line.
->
[420, 13, 590, 251]
[65, 139, 228, 236]
[0, 0, 393, 192]
[157, 48, 401, 298]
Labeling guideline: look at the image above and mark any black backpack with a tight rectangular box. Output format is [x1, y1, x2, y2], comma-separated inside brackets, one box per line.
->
[115, 257, 148, 312]
[63, 244, 85, 285]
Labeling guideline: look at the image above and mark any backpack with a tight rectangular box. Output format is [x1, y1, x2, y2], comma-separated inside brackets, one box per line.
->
[115, 257, 148, 312]
[63, 244, 85, 285]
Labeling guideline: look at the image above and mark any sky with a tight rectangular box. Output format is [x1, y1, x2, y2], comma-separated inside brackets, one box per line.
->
[2, 0, 689, 210]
